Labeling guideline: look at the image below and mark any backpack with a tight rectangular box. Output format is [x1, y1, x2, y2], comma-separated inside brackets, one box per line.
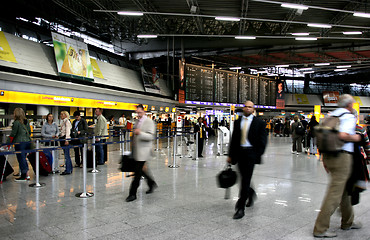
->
[295, 122, 305, 136]
[314, 112, 350, 154]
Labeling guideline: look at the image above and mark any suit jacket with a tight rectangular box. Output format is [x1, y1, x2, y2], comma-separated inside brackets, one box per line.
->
[72, 118, 88, 142]
[228, 116, 267, 164]
[133, 117, 155, 162]
[194, 122, 206, 139]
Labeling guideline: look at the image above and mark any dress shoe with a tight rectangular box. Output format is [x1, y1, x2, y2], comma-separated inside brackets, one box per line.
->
[125, 195, 137, 202]
[198, 155, 204, 158]
[146, 183, 158, 194]
[60, 172, 71, 175]
[313, 231, 337, 238]
[233, 209, 245, 220]
[341, 222, 362, 230]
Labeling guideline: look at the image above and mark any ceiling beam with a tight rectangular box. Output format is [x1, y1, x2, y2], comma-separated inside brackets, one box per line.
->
[131, 0, 164, 33]
[239, 0, 250, 35]
[186, 0, 204, 34]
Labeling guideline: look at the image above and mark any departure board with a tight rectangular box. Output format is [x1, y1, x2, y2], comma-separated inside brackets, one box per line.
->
[215, 70, 228, 103]
[250, 77, 259, 104]
[228, 73, 238, 103]
[185, 64, 213, 101]
[239, 74, 251, 103]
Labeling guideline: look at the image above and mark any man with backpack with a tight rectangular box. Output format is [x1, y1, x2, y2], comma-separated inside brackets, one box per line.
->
[313, 94, 362, 238]
[291, 115, 305, 155]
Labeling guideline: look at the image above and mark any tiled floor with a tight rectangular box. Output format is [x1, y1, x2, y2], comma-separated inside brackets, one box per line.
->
[0, 135, 369, 240]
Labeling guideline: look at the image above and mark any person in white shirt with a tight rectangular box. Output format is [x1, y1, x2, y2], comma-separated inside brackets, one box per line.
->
[59, 111, 72, 175]
[119, 113, 126, 127]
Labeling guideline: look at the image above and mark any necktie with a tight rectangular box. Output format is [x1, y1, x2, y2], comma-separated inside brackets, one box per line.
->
[241, 118, 248, 145]
[199, 124, 202, 138]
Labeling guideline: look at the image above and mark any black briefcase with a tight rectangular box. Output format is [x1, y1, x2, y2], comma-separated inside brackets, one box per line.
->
[119, 154, 136, 172]
[217, 164, 237, 189]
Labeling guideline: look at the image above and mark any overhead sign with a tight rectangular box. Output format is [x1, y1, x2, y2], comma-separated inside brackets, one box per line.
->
[295, 94, 310, 104]
[323, 91, 339, 106]
[51, 32, 93, 80]
[314, 105, 321, 123]
[90, 58, 104, 79]
[0, 31, 17, 63]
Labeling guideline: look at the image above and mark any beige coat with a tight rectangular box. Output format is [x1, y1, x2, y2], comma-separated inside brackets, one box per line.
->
[133, 117, 155, 162]
[94, 114, 108, 137]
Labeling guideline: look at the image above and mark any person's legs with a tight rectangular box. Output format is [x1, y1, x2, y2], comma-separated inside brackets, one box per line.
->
[96, 140, 104, 164]
[236, 150, 256, 210]
[292, 136, 297, 152]
[73, 140, 81, 166]
[15, 142, 30, 175]
[60, 140, 72, 173]
[297, 136, 303, 152]
[198, 138, 204, 157]
[313, 153, 352, 234]
[129, 161, 145, 197]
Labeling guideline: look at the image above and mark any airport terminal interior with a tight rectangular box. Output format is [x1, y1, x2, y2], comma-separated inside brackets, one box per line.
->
[1, 0, 370, 239]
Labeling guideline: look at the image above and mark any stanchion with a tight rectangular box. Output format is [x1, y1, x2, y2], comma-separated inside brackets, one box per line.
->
[169, 129, 179, 168]
[154, 131, 159, 151]
[89, 136, 100, 173]
[179, 132, 183, 158]
[30, 140, 46, 188]
[51, 147, 60, 174]
[119, 130, 123, 152]
[167, 128, 170, 148]
[76, 143, 94, 198]
[1, 155, 9, 183]
[193, 133, 198, 161]
[126, 131, 130, 151]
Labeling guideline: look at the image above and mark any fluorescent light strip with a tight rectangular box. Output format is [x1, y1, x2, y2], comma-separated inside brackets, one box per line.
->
[281, 3, 308, 10]
[235, 36, 256, 39]
[295, 37, 317, 40]
[291, 33, 310, 36]
[276, 65, 289, 68]
[353, 12, 370, 18]
[303, 71, 314, 74]
[117, 11, 143, 16]
[334, 69, 347, 72]
[299, 68, 313, 71]
[343, 31, 362, 35]
[314, 63, 330, 66]
[137, 34, 158, 38]
[307, 23, 332, 28]
[229, 67, 242, 70]
[215, 16, 240, 21]
[336, 65, 351, 68]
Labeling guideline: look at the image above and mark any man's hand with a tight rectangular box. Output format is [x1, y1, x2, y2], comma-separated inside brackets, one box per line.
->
[134, 128, 141, 135]
[78, 131, 81, 134]
[227, 157, 232, 164]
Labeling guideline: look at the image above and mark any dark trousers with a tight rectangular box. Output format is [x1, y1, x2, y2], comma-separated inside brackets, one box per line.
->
[129, 161, 155, 196]
[198, 137, 204, 157]
[236, 148, 256, 210]
[15, 142, 31, 175]
[72, 140, 83, 165]
[96, 139, 106, 164]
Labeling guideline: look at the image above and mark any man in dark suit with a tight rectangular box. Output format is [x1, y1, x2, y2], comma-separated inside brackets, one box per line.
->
[194, 117, 206, 157]
[71, 111, 88, 167]
[227, 100, 268, 219]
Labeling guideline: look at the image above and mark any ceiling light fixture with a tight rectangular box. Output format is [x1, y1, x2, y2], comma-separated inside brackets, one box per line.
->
[334, 69, 347, 72]
[235, 36, 256, 39]
[276, 65, 289, 68]
[137, 34, 158, 38]
[281, 3, 308, 10]
[303, 71, 314, 74]
[314, 63, 330, 66]
[295, 37, 318, 40]
[299, 68, 313, 71]
[343, 31, 362, 35]
[117, 11, 144, 16]
[229, 67, 242, 70]
[353, 12, 370, 18]
[307, 23, 332, 28]
[215, 16, 240, 21]
[336, 65, 351, 68]
[291, 33, 310, 36]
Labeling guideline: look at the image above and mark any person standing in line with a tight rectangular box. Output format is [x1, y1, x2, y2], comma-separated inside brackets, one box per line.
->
[126, 104, 157, 202]
[194, 117, 206, 158]
[59, 111, 73, 175]
[227, 101, 267, 219]
[41, 113, 59, 146]
[313, 94, 362, 238]
[291, 115, 304, 155]
[213, 117, 219, 137]
[9, 108, 32, 181]
[71, 111, 88, 168]
[94, 108, 108, 165]
[119, 113, 126, 127]
[307, 116, 319, 155]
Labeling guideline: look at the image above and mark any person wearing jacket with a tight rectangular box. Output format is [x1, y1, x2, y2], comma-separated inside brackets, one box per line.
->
[41, 113, 59, 147]
[9, 108, 31, 181]
[307, 116, 319, 155]
[126, 104, 157, 202]
[71, 111, 88, 168]
[227, 101, 267, 219]
[290, 115, 303, 155]
[194, 117, 206, 157]
[94, 108, 108, 165]
[59, 111, 73, 175]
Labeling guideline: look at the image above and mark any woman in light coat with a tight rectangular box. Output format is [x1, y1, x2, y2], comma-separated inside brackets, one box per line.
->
[60, 111, 72, 175]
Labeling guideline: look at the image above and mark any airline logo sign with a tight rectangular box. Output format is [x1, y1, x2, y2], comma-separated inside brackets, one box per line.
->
[0, 31, 17, 63]
[323, 91, 339, 106]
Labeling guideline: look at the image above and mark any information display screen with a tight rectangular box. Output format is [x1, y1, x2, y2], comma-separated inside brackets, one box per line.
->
[185, 64, 213, 101]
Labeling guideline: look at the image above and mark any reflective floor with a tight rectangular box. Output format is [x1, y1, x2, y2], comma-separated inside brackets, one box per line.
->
[0, 135, 369, 240]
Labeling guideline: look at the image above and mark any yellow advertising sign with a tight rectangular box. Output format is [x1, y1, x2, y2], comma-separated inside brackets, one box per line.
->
[0, 32, 17, 63]
[0, 90, 138, 110]
[295, 94, 310, 104]
[314, 105, 321, 123]
[353, 96, 363, 106]
[353, 102, 360, 124]
[90, 58, 104, 79]
[165, 107, 170, 112]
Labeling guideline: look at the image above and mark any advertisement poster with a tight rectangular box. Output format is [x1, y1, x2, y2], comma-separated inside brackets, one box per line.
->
[51, 32, 93, 80]
[295, 94, 310, 104]
[0, 31, 17, 63]
[323, 91, 339, 106]
[178, 60, 185, 103]
[90, 58, 104, 79]
[276, 80, 285, 109]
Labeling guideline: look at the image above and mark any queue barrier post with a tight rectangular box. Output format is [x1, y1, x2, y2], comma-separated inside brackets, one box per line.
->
[154, 130, 159, 151]
[52, 140, 60, 174]
[193, 133, 198, 161]
[169, 128, 179, 168]
[167, 128, 170, 148]
[76, 143, 94, 198]
[89, 136, 100, 173]
[29, 140, 46, 188]
[1, 155, 9, 183]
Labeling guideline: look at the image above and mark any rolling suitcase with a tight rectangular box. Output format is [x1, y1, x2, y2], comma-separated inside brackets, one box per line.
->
[28, 152, 52, 176]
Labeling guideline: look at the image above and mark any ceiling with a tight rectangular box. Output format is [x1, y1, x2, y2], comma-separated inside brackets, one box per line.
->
[4, 0, 370, 75]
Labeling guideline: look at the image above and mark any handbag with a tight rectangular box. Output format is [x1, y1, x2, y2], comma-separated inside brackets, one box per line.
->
[119, 153, 137, 172]
[217, 164, 237, 189]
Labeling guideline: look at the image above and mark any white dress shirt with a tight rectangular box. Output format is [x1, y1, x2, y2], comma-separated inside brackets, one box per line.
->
[331, 108, 356, 152]
[240, 114, 254, 147]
